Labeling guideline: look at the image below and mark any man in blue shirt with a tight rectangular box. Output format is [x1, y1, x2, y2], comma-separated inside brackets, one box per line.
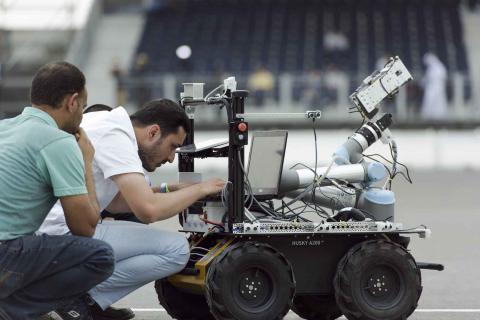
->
[0, 62, 114, 319]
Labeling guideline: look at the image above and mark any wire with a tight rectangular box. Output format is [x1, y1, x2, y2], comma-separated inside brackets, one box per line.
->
[328, 179, 358, 195]
[221, 181, 233, 209]
[281, 182, 317, 208]
[378, 61, 395, 97]
[251, 197, 283, 219]
[389, 143, 413, 184]
[290, 162, 317, 175]
[363, 154, 394, 190]
[314, 186, 346, 214]
[189, 252, 206, 257]
[189, 252, 206, 262]
[236, 150, 282, 219]
[316, 158, 336, 186]
[199, 214, 224, 227]
[384, 140, 398, 189]
[204, 84, 224, 100]
[364, 152, 412, 185]
[355, 117, 367, 132]
[312, 119, 320, 216]
[274, 200, 311, 221]
[299, 118, 337, 218]
[300, 200, 330, 219]
[234, 121, 362, 223]
[209, 225, 225, 233]
[390, 140, 398, 175]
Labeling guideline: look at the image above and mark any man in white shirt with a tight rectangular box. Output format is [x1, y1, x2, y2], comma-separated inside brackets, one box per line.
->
[39, 99, 225, 320]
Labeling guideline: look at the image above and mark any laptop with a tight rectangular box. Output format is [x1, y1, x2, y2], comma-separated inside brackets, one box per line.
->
[247, 131, 288, 199]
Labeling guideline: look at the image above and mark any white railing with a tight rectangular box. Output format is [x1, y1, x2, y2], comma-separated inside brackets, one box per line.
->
[119, 72, 478, 124]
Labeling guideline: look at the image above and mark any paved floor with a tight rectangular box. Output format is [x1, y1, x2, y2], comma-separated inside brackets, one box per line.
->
[111, 170, 480, 319]
[120, 311, 480, 320]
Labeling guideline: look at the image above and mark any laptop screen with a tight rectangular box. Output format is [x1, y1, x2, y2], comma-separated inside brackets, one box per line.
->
[247, 131, 288, 197]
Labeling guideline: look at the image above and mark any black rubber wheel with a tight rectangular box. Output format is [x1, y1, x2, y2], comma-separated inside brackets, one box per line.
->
[292, 295, 343, 320]
[155, 278, 215, 320]
[334, 240, 422, 320]
[205, 241, 295, 320]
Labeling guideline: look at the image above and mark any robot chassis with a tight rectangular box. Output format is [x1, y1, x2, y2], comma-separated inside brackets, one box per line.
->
[154, 57, 444, 320]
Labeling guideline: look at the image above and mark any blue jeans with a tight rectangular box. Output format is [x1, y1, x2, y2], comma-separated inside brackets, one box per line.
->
[0, 234, 114, 319]
[89, 221, 189, 309]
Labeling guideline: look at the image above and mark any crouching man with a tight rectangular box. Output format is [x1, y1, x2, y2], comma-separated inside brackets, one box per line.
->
[0, 62, 114, 319]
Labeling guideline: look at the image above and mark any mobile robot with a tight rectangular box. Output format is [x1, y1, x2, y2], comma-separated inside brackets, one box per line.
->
[155, 57, 443, 320]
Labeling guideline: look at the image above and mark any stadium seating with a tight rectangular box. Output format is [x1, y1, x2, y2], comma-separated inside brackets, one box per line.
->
[133, 0, 469, 76]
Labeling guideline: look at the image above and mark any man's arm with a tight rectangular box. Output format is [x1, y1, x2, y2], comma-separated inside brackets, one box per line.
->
[111, 173, 225, 223]
[105, 182, 196, 214]
[80, 134, 100, 215]
[61, 194, 99, 237]
[62, 128, 100, 237]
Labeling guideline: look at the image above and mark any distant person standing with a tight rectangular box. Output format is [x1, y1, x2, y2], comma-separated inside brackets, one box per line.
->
[301, 70, 322, 108]
[421, 53, 448, 120]
[110, 58, 127, 106]
[247, 66, 275, 107]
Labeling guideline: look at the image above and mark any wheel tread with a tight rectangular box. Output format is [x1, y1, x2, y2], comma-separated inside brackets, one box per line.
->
[333, 240, 422, 320]
[206, 241, 295, 320]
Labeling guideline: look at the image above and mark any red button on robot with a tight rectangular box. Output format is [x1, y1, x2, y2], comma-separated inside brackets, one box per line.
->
[237, 122, 247, 132]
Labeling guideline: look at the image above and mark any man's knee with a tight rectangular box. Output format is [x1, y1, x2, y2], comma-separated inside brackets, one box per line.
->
[155, 233, 189, 273]
[172, 236, 190, 270]
[85, 239, 115, 282]
[164, 235, 190, 275]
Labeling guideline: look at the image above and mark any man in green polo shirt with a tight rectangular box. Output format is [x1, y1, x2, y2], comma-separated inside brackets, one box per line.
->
[0, 62, 114, 320]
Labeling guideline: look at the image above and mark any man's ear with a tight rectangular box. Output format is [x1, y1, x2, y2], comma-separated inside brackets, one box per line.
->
[147, 124, 161, 140]
[65, 93, 80, 113]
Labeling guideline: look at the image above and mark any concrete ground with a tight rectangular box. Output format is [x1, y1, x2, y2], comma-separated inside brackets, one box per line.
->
[111, 170, 480, 319]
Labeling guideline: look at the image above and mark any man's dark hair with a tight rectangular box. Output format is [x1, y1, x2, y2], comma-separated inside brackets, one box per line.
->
[130, 99, 190, 135]
[84, 104, 112, 113]
[30, 61, 86, 108]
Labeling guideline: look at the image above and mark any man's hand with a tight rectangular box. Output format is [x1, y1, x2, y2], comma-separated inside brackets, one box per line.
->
[75, 128, 95, 163]
[112, 174, 226, 223]
[198, 178, 226, 197]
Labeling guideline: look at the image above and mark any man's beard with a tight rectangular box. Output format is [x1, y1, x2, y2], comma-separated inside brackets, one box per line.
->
[137, 144, 156, 172]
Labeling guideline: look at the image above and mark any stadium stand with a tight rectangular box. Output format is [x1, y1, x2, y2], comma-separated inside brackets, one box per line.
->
[133, 0, 469, 76]
[0, 0, 477, 124]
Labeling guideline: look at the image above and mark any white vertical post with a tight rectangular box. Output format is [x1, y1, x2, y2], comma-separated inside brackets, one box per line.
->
[163, 74, 177, 100]
[396, 87, 407, 121]
[452, 72, 465, 118]
[337, 75, 349, 115]
[279, 73, 293, 110]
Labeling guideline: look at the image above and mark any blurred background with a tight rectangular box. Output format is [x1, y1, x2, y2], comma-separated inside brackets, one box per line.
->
[1, 0, 480, 165]
[1, 0, 480, 124]
[1, 0, 480, 169]
[0, 0, 479, 318]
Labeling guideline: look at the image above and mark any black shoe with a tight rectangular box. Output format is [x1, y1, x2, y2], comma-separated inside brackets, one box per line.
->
[52, 297, 93, 320]
[89, 303, 135, 320]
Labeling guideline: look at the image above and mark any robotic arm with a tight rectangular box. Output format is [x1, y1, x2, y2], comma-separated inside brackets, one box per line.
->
[333, 113, 393, 165]
[279, 57, 413, 221]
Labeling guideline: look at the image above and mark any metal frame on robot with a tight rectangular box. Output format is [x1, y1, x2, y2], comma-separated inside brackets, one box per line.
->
[178, 87, 248, 231]
[176, 57, 430, 240]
